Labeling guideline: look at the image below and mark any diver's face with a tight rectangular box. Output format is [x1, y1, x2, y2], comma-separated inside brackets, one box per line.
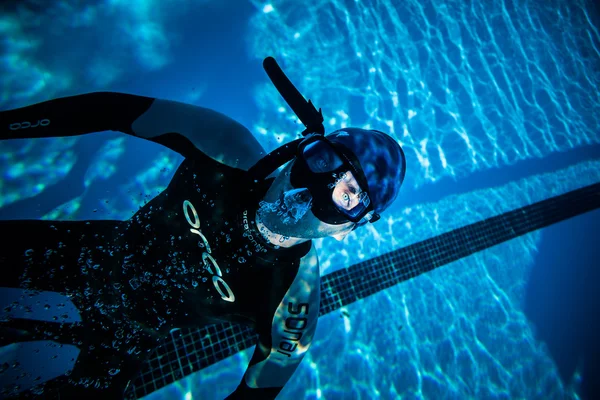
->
[257, 161, 356, 240]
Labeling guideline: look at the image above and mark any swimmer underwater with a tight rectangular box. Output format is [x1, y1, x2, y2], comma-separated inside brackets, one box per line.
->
[0, 57, 406, 399]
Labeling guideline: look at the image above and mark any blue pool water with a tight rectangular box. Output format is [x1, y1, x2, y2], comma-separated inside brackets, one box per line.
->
[1, 0, 599, 399]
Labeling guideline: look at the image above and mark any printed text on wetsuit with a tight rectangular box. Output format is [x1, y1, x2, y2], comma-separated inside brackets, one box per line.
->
[276, 302, 309, 357]
[9, 119, 51, 130]
[183, 200, 235, 303]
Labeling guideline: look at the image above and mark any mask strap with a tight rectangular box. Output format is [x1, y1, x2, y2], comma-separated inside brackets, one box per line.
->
[247, 138, 304, 181]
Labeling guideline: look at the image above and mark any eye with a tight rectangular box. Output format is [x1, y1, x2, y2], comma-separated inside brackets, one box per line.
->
[342, 192, 351, 206]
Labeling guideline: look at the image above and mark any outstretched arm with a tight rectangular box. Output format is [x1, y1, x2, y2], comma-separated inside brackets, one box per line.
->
[226, 246, 321, 399]
[1, 92, 265, 169]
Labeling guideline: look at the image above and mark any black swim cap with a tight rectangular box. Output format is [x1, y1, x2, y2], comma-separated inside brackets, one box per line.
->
[326, 128, 406, 218]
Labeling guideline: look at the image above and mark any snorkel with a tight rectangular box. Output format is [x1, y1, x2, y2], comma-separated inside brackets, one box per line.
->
[250, 57, 379, 233]
[247, 56, 325, 181]
[249, 57, 326, 231]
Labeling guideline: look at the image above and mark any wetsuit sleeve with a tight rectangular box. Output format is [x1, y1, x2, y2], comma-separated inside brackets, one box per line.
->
[1, 92, 265, 167]
[226, 247, 321, 400]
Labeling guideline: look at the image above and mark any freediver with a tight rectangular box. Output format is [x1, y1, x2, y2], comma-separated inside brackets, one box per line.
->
[0, 63, 406, 399]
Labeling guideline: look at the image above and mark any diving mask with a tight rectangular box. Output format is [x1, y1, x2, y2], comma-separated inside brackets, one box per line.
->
[290, 134, 379, 225]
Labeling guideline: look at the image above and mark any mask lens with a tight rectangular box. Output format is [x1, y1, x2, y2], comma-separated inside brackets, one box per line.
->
[302, 140, 344, 173]
[340, 191, 371, 219]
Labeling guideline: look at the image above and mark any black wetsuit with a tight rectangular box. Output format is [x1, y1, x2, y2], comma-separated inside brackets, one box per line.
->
[0, 93, 322, 399]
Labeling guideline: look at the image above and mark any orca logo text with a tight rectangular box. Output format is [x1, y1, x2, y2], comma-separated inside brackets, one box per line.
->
[10, 119, 51, 130]
[183, 200, 235, 303]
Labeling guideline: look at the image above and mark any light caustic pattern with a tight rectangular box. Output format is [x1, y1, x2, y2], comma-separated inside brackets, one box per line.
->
[0, 137, 77, 208]
[242, 0, 600, 399]
[0, 0, 193, 107]
[301, 160, 600, 400]
[248, 0, 600, 186]
[0, 0, 194, 218]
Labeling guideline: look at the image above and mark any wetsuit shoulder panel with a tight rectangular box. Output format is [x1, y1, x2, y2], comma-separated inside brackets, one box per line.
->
[226, 245, 321, 399]
[130, 98, 265, 169]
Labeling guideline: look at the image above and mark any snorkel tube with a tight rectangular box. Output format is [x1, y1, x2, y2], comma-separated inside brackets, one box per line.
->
[262, 56, 325, 136]
[248, 57, 325, 180]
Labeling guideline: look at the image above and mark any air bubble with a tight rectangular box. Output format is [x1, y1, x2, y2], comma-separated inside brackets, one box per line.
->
[129, 278, 141, 290]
